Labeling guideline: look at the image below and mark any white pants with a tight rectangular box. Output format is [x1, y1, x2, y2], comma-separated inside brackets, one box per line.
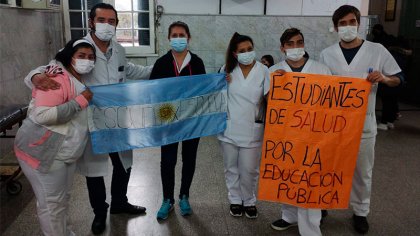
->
[350, 137, 376, 216]
[220, 141, 261, 206]
[281, 204, 322, 236]
[18, 159, 76, 236]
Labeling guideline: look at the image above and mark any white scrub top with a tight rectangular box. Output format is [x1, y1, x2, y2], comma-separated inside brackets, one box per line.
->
[270, 58, 332, 75]
[320, 41, 401, 138]
[218, 61, 270, 148]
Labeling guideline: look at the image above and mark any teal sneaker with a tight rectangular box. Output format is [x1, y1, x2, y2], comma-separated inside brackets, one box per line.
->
[179, 195, 192, 216]
[157, 199, 173, 220]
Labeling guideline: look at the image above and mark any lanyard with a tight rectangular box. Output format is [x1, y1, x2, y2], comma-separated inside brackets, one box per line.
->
[172, 60, 192, 77]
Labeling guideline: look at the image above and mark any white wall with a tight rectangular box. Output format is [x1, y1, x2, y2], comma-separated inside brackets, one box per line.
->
[156, 0, 369, 16]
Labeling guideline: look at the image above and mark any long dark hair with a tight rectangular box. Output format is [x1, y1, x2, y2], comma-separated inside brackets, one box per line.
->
[225, 32, 254, 73]
[55, 39, 96, 69]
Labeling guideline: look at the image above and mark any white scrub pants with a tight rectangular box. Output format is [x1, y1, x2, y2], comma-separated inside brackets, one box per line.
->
[350, 137, 376, 216]
[281, 204, 322, 236]
[220, 141, 261, 206]
[18, 159, 76, 236]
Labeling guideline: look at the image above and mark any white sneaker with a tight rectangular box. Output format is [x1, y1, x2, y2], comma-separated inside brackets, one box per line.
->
[377, 123, 388, 131]
[387, 122, 395, 129]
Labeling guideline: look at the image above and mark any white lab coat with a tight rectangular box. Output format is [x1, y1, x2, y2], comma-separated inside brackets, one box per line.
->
[270, 58, 330, 236]
[319, 40, 401, 217]
[319, 41, 401, 138]
[24, 33, 153, 177]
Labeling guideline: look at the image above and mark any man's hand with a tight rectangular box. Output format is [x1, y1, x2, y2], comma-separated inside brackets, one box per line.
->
[81, 88, 93, 101]
[367, 71, 401, 87]
[273, 69, 286, 75]
[32, 65, 64, 91]
[366, 71, 385, 83]
[32, 73, 61, 91]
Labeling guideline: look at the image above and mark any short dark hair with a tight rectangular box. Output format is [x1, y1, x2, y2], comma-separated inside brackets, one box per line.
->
[280, 28, 304, 46]
[89, 3, 119, 24]
[332, 5, 360, 27]
[55, 39, 96, 68]
[225, 32, 254, 73]
[261, 55, 274, 67]
[168, 21, 191, 39]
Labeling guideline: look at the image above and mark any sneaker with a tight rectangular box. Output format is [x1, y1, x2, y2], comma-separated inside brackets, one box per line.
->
[157, 199, 173, 220]
[387, 122, 395, 129]
[244, 206, 258, 219]
[352, 214, 369, 234]
[179, 195, 192, 216]
[377, 123, 388, 131]
[229, 204, 243, 217]
[271, 219, 297, 231]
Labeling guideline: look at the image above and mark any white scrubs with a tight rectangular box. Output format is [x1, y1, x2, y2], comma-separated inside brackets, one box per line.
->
[18, 76, 87, 236]
[270, 58, 331, 236]
[218, 61, 270, 206]
[320, 41, 401, 216]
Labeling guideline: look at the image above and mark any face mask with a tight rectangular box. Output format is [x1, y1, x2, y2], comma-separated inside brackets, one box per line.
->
[285, 48, 305, 62]
[94, 23, 115, 41]
[72, 59, 95, 74]
[237, 51, 256, 65]
[170, 38, 188, 52]
[338, 26, 358, 42]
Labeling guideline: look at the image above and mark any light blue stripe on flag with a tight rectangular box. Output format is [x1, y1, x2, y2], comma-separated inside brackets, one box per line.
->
[88, 73, 227, 154]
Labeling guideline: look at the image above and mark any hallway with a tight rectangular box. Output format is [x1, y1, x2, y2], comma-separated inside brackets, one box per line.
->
[1, 104, 419, 236]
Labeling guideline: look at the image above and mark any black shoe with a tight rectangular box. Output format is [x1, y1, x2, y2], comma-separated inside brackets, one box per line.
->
[321, 210, 328, 225]
[271, 219, 297, 231]
[244, 206, 258, 219]
[91, 214, 107, 235]
[110, 203, 146, 215]
[353, 214, 369, 234]
[229, 204, 243, 217]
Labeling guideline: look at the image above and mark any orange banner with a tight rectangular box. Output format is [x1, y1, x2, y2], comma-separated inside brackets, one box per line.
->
[258, 72, 371, 209]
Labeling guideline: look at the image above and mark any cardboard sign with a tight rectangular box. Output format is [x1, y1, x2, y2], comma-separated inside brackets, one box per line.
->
[258, 72, 371, 209]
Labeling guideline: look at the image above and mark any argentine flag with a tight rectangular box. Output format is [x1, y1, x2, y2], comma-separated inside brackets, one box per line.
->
[87, 73, 227, 154]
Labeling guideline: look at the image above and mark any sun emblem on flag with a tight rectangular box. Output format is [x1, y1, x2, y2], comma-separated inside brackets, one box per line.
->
[157, 103, 176, 122]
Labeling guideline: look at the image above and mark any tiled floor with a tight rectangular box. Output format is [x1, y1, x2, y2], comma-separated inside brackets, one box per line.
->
[1, 104, 419, 236]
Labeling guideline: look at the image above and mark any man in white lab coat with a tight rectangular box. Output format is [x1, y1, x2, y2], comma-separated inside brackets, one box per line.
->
[25, 3, 153, 235]
[319, 5, 403, 234]
[269, 28, 331, 236]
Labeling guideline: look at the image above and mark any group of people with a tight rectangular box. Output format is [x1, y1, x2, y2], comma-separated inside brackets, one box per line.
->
[14, 3, 403, 236]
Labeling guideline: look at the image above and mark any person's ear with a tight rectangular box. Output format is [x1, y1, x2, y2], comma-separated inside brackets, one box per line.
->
[280, 45, 285, 54]
[88, 19, 94, 30]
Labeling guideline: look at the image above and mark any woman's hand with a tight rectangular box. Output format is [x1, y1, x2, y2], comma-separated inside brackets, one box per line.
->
[81, 88, 93, 101]
[226, 73, 232, 83]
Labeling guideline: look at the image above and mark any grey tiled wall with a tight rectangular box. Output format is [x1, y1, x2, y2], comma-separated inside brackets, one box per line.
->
[154, 15, 368, 73]
[0, 8, 63, 109]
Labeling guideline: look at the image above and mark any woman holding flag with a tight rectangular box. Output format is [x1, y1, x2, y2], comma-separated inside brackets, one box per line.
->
[150, 21, 206, 220]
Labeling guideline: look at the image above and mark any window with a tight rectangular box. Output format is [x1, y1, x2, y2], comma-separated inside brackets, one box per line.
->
[63, 0, 155, 56]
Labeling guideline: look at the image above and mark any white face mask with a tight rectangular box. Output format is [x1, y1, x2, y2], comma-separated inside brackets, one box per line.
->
[338, 26, 358, 42]
[285, 47, 305, 62]
[72, 59, 95, 74]
[94, 23, 115, 41]
[237, 51, 256, 65]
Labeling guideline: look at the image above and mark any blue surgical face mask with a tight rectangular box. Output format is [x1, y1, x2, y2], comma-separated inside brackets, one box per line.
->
[237, 51, 256, 65]
[170, 38, 188, 52]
